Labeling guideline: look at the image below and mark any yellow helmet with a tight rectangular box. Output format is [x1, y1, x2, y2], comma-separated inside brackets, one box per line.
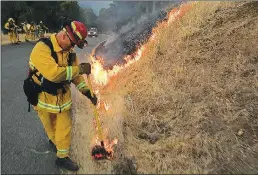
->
[8, 18, 14, 22]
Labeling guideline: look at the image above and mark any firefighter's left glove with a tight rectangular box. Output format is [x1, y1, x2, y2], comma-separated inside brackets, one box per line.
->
[79, 63, 91, 75]
[83, 90, 98, 105]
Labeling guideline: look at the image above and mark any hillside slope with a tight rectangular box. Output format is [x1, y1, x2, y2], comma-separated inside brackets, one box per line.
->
[99, 1, 258, 174]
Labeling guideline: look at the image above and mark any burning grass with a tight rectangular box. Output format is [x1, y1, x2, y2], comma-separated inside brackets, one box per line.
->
[96, 1, 258, 174]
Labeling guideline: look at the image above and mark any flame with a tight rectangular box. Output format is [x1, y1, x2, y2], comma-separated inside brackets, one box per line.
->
[90, 46, 145, 86]
[168, 8, 180, 24]
[92, 135, 118, 159]
[103, 138, 118, 154]
[91, 57, 108, 85]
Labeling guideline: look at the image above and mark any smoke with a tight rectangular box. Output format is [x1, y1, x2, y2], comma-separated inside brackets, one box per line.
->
[118, 15, 149, 34]
[104, 34, 119, 46]
[95, 2, 180, 69]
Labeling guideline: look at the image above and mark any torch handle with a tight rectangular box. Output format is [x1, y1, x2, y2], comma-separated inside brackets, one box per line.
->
[87, 75, 104, 142]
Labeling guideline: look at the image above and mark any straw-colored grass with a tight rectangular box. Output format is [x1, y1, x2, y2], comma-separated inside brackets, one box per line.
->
[101, 1, 258, 174]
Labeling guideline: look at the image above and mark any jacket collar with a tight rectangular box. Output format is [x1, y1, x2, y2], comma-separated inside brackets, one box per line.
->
[50, 34, 63, 53]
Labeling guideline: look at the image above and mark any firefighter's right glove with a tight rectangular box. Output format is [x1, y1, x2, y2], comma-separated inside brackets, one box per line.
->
[79, 63, 91, 75]
[83, 90, 98, 105]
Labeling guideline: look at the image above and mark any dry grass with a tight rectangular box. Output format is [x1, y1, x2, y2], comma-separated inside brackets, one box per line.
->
[102, 1, 258, 174]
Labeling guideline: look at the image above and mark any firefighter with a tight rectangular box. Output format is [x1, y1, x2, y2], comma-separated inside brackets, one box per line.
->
[27, 20, 96, 171]
[38, 21, 49, 38]
[22, 21, 30, 42]
[4, 18, 19, 44]
[29, 21, 36, 40]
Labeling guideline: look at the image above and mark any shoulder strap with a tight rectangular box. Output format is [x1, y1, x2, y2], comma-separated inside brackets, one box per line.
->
[38, 38, 58, 64]
[68, 52, 76, 66]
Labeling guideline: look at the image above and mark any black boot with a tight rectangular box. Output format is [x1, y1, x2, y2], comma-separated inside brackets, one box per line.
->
[49, 140, 57, 153]
[55, 157, 79, 171]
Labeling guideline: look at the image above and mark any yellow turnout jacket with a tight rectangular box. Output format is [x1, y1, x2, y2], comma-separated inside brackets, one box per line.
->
[29, 34, 89, 113]
[4, 22, 18, 31]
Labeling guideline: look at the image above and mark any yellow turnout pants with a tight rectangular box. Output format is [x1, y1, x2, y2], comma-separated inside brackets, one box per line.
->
[8, 31, 17, 43]
[25, 31, 30, 40]
[37, 110, 72, 158]
[30, 31, 35, 40]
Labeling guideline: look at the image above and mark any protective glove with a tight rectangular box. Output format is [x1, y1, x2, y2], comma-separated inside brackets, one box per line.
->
[83, 90, 98, 105]
[79, 63, 91, 75]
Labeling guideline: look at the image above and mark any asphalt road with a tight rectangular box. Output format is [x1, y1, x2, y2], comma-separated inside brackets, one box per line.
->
[1, 34, 108, 174]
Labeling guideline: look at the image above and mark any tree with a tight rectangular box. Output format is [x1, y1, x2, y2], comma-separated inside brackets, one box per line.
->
[83, 8, 97, 27]
[1, 1, 86, 33]
[60, 2, 82, 20]
[99, 8, 106, 17]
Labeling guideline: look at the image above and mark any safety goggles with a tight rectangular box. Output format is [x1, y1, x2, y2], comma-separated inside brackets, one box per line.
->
[65, 27, 88, 49]
[66, 31, 88, 49]
[65, 31, 75, 47]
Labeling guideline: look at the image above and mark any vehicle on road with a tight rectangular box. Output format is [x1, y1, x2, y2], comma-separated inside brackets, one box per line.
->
[88, 27, 98, 37]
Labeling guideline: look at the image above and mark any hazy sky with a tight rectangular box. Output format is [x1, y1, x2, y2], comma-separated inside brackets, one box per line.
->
[78, 1, 112, 15]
